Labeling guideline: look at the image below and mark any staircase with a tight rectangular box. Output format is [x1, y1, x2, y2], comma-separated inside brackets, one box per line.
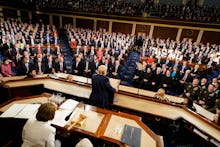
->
[59, 35, 73, 74]
[120, 52, 140, 86]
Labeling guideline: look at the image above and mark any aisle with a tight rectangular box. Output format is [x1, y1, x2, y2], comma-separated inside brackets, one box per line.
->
[120, 51, 140, 86]
[59, 35, 73, 74]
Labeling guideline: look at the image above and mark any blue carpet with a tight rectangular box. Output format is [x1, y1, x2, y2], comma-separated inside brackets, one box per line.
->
[120, 52, 140, 86]
[59, 36, 73, 74]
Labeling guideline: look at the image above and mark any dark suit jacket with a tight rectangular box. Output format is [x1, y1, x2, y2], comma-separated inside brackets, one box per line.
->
[34, 62, 46, 74]
[109, 64, 122, 79]
[72, 61, 85, 76]
[89, 74, 116, 108]
[55, 62, 66, 73]
[45, 60, 56, 73]
[18, 62, 35, 75]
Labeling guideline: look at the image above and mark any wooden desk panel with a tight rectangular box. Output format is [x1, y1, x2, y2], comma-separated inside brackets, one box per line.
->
[114, 94, 220, 142]
[119, 85, 139, 94]
[0, 94, 162, 147]
[4, 79, 92, 99]
[1, 76, 219, 142]
[104, 115, 157, 147]
[115, 94, 182, 120]
[43, 79, 91, 98]
[67, 107, 105, 134]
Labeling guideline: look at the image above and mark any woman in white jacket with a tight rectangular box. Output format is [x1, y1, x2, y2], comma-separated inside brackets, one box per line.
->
[21, 103, 60, 147]
[21, 102, 93, 147]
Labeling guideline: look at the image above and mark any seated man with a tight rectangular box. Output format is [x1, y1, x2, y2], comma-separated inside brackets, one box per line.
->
[109, 60, 122, 79]
[182, 78, 201, 109]
[197, 84, 217, 110]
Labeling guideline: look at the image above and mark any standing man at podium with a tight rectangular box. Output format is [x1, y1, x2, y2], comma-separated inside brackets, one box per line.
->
[89, 65, 116, 108]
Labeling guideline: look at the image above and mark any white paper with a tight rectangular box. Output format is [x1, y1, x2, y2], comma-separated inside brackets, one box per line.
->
[193, 103, 215, 121]
[59, 99, 79, 111]
[52, 109, 77, 127]
[0, 104, 27, 118]
[16, 104, 40, 119]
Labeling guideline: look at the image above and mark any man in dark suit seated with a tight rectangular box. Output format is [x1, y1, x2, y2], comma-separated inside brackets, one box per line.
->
[43, 44, 54, 55]
[83, 57, 95, 78]
[18, 57, 35, 75]
[109, 60, 122, 79]
[34, 56, 46, 75]
[132, 68, 143, 88]
[89, 65, 116, 108]
[45, 55, 56, 74]
[55, 56, 66, 73]
[150, 67, 162, 92]
[72, 56, 85, 76]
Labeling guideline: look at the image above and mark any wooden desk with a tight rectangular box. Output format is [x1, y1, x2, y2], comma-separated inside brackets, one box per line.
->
[114, 94, 220, 142]
[0, 94, 163, 147]
[0, 75, 219, 143]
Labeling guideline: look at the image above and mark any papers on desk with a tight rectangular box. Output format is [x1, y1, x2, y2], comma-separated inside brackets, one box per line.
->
[59, 99, 79, 111]
[193, 103, 215, 121]
[52, 99, 79, 127]
[0, 103, 40, 119]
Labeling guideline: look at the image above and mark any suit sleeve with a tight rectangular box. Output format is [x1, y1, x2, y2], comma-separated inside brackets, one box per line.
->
[105, 78, 116, 93]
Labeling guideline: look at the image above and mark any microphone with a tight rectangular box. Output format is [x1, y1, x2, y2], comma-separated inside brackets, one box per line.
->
[65, 111, 73, 121]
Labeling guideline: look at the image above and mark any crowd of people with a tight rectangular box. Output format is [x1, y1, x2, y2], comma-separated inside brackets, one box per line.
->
[0, 19, 65, 78]
[19, 0, 220, 23]
[66, 25, 133, 79]
[0, 18, 219, 125]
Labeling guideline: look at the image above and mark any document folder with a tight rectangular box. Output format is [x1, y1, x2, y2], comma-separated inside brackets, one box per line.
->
[121, 124, 141, 147]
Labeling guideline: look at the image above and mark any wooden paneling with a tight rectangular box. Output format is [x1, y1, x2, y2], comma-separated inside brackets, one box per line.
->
[3, 8, 17, 19]
[135, 24, 150, 35]
[76, 18, 93, 30]
[62, 16, 73, 26]
[180, 29, 199, 42]
[52, 15, 59, 27]
[32, 13, 49, 24]
[153, 26, 178, 40]
[112, 22, 132, 34]
[39, 14, 49, 24]
[20, 10, 29, 23]
[97, 20, 109, 31]
[201, 31, 220, 44]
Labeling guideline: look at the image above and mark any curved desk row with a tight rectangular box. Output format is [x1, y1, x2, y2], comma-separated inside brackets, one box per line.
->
[0, 74, 219, 144]
[0, 94, 163, 147]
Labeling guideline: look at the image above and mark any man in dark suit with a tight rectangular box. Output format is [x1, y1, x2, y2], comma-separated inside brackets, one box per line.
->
[109, 60, 122, 79]
[89, 65, 116, 108]
[2, 39, 13, 56]
[72, 56, 85, 76]
[18, 57, 35, 75]
[55, 56, 66, 73]
[83, 57, 95, 78]
[43, 44, 54, 55]
[34, 57, 46, 74]
[45, 55, 56, 73]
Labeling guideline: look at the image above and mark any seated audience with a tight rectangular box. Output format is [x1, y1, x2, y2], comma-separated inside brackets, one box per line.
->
[197, 84, 217, 110]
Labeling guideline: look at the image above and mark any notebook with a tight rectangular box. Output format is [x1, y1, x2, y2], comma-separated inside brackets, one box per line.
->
[121, 124, 141, 147]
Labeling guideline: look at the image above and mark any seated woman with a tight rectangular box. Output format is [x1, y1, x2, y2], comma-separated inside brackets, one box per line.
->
[1, 58, 15, 77]
[21, 102, 61, 147]
[22, 102, 94, 147]
[154, 88, 169, 102]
